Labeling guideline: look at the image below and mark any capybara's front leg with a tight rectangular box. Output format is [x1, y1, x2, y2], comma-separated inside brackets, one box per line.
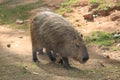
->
[62, 57, 71, 69]
[32, 51, 38, 62]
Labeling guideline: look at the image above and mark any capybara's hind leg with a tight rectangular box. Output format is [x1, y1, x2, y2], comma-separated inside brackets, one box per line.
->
[46, 49, 56, 62]
[31, 38, 39, 62]
[38, 48, 44, 55]
[62, 57, 71, 69]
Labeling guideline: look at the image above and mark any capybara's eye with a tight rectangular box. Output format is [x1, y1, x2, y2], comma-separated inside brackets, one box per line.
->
[75, 44, 80, 48]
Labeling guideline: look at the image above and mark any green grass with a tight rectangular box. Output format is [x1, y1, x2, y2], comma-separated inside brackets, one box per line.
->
[89, 0, 99, 4]
[85, 31, 120, 46]
[88, 0, 120, 11]
[0, 0, 44, 30]
[61, 0, 79, 7]
[89, 0, 108, 11]
[0, 5, 30, 23]
[111, 47, 120, 51]
[9, 23, 29, 30]
[55, 0, 79, 14]
[116, 2, 120, 6]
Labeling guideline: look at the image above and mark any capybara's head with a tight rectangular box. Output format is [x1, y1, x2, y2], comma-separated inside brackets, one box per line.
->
[64, 33, 89, 63]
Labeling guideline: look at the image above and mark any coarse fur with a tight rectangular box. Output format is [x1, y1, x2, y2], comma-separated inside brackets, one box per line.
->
[30, 11, 89, 69]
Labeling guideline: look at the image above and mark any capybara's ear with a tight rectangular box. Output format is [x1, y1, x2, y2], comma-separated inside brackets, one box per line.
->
[73, 35, 77, 39]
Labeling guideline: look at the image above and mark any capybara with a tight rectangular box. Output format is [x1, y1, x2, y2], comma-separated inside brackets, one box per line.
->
[30, 11, 89, 69]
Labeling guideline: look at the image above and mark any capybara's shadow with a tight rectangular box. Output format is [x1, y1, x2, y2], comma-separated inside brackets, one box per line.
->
[36, 61, 86, 78]
[35, 55, 85, 78]
[35, 48, 120, 79]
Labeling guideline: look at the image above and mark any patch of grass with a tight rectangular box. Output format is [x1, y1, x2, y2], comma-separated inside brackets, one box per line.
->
[97, 3, 110, 10]
[111, 47, 119, 51]
[55, 0, 79, 14]
[85, 31, 115, 46]
[61, 0, 79, 7]
[89, 0, 109, 10]
[0, 5, 29, 24]
[56, 8, 73, 14]
[89, 0, 120, 11]
[0, 0, 44, 30]
[9, 23, 29, 30]
[89, 0, 99, 4]
[116, 2, 120, 6]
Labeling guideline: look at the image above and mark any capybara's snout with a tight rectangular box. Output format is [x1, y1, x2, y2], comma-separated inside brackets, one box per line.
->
[79, 45, 89, 64]
[78, 46, 89, 64]
[82, 55, 89, 63]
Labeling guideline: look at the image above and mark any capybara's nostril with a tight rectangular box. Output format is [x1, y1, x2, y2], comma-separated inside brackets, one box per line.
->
[83, 57, 89, 62]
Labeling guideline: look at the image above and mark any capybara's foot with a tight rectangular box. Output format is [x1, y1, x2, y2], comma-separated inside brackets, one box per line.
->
[50, 56, 56, 62]
[58, 59, 63, 64]
[63, 63, 71, 69]
[33, 57, 38, 62]
[62, 57, 71, 69]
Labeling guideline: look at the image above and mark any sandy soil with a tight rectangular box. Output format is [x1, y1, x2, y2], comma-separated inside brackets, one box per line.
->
[0, 24, 120, 80]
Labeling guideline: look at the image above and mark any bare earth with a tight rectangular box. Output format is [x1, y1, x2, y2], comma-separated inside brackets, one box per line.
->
[0, 0, 120, 80]
[0, 23, 120, 80]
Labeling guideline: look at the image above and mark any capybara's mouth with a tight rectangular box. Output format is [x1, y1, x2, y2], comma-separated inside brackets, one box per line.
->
[73, 57, 89, 64]
[79, 60, 87, 64]
[79, 57, 89, 64]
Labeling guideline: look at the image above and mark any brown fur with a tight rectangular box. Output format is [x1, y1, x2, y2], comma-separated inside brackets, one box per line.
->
[30, 11, 89, 69]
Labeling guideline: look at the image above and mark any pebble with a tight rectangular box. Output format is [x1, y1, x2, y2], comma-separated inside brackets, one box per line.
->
[32, 72, 39, 75]
[16, 19, 24, 25]
[7, 44, 11, 48]
[103, 53, 110, 59]
[117, 43, 120, 47]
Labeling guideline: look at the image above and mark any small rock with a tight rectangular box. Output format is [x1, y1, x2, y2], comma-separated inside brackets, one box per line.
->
[109, 11, 120, 21]
[15, 44, 18, 47]
[103, 52, 107, 55]
[93, 14, 98, 18]
[100, 62, 105, 67]
[16, 19, 24, 25]
[32, 72, 39, 75]
[24, 19, 30, 22]
[106, 55, 110, 59]
[62, 13, 69, 17]
[83, 12, 94, 21]
[77, 24, 81, 27]
[113, 33, 120, 38]
[97, 10, 110, 16]
[75, 19, 80, 22]
[101, 47, 109, 51]
[117, 43, 120, 47]
[89, 2, 99, 11]
[103, 53, 110, 59]
[19, 36, 23, 39]
[7, 44, 11, 48]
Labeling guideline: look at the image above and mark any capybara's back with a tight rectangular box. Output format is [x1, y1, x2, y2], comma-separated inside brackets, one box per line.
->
[30, 11, 89, 69]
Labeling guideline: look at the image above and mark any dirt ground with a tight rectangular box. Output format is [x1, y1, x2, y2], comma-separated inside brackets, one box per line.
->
[0, 24, 120, 80]
[0, 0, 120, 80]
